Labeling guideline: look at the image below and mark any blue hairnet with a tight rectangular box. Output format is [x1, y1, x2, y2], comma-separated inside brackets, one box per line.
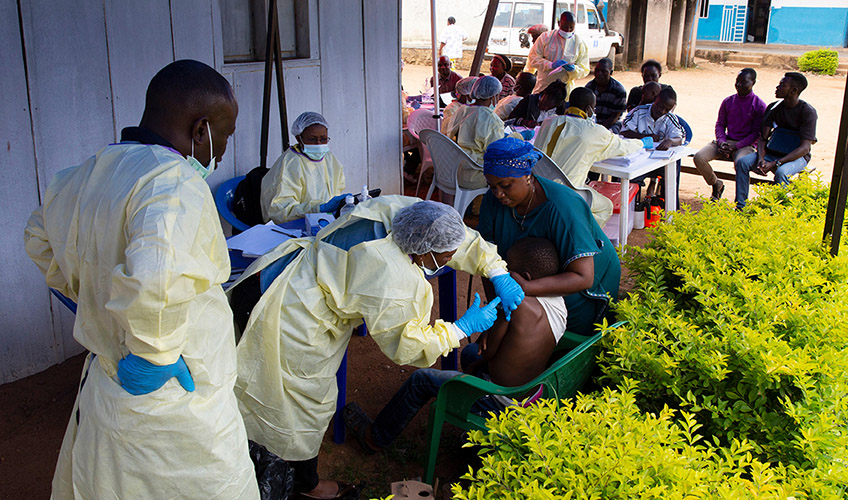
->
[392, 201, 466, 255]
[454, 77, 478, 97]
[292, 112, 329, 137]
[471, 75, 502, 100]
[483, 137, 542, 178]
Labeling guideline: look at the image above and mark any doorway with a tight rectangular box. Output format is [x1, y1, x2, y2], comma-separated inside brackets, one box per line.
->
[746, 0, 771, 43]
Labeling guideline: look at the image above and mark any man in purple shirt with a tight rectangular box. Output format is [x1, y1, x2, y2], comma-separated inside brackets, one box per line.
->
[693, 68, 766, 200]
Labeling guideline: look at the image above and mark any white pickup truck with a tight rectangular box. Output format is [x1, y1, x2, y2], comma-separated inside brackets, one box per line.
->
[487, 0, 623, 69]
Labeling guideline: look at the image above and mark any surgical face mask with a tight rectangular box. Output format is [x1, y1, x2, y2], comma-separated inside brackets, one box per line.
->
[419, 252, 445, 277]
[489, 103, 496, 110]
[559, 30, 574, 40]
[187, 125, 215, 179]
[302, 143, 330, 161]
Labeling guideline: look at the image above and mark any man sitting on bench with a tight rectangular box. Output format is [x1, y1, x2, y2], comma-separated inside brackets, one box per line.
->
[693, 68, 766, 202]
[342, 237, 567, 453]
[734, 72, 817, 210]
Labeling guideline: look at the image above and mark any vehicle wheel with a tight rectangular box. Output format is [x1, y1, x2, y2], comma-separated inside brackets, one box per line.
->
[607, 45, 617, 69]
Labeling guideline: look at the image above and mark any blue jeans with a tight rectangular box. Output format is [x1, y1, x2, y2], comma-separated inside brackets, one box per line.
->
[735, 152, 807, 209]
[370, 345, 502, 448]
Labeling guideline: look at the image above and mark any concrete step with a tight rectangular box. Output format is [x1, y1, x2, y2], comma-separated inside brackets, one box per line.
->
[726, 60, 762, 68]
[726, 54, 763, 63]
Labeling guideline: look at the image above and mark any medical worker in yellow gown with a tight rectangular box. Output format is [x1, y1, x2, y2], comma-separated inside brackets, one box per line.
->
[234, 196, 525, 499]
[527, 11, 589, 98]
[443, 76, 508, 189]
[534, 88, 644, 227]
[24, 60, 259, 500]
[261, 111, 350, 223]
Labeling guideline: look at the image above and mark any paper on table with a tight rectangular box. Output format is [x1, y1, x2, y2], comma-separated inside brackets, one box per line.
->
[603, 148, 649, 167]
[649, 149, 674, 159]
[227, 222, 302, 258]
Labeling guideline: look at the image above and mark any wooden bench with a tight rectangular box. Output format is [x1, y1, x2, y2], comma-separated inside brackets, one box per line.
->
[680, 153, 814, 185]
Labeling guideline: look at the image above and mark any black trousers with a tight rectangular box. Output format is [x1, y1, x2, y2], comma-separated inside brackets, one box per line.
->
[289, 456, 320, 492]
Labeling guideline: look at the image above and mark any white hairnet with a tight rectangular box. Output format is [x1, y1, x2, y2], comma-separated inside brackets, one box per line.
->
[455, 76, 478, 97]
[471, 75, 502, 100]
[392, 201, 466, 255]
[292, 112, 329, 137]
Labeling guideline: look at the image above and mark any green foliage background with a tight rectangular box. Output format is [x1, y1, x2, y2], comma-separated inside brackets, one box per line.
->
[451, 178, 848, 498]
[798, 49, 838, 75]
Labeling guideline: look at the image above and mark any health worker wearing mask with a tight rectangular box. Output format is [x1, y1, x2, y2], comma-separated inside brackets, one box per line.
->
[441, 76, 478, 134]
[443, 75, 508, 189]
[24, 60, 259, 499]
[527, 11, 589, 98]
[261, 111, 350, 223]
[233, 197, 524, 500]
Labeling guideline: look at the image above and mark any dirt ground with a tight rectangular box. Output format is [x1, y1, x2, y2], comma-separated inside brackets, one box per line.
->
[1, 62, 843, 500]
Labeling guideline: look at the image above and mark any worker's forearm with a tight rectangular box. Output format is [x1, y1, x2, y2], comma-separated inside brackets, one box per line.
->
[619, 129, 646, 139]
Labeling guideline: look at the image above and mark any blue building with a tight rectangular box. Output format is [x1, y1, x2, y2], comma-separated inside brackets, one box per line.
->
[697, 0, 848, 47]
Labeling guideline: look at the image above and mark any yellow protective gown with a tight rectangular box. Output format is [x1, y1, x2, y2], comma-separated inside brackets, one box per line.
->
[261, 146, 346, 223]
[234, 195, 507, 461]
[440, 101, 464, 134]
[534, 113, 643, 227]
[24, 144, 259, 500]
[443, 105, 506, 189]
[527, 30, 589, 97]
[494, 94, 522, 120]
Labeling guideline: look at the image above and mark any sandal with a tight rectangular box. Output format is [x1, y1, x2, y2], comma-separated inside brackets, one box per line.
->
[342, 402, 378, 456]
[294, 480, 360, 500]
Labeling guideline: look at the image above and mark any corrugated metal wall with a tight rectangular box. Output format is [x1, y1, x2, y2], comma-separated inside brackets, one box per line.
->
[0, 0, 402, 384]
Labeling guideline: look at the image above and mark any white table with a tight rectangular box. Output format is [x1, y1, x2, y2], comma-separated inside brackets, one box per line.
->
[590, 146, 689, 246]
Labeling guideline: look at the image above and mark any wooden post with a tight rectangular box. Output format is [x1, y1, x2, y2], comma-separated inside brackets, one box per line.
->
[259, 0, 288, 169]
[823, 77, 848, 256]
[469, 0, 500, 77]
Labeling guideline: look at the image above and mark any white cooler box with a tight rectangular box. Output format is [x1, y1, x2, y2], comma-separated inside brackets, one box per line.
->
[589, 181, 639, 246]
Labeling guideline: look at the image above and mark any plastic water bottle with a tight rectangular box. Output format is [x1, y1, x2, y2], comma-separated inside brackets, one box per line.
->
[339, 195, 356, 217]
[358, 185, 370, 203]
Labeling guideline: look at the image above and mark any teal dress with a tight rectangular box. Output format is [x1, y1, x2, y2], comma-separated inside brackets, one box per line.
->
[478, 176, 621, 336]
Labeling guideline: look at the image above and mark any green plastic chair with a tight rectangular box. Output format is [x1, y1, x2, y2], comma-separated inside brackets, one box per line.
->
[423, 322, 623, 484]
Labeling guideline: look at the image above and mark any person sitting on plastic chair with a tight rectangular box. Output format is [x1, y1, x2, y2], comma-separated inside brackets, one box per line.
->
[343, 236, 566, 454]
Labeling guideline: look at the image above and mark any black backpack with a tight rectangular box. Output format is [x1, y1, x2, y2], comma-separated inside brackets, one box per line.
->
[232, 165, 269, 229]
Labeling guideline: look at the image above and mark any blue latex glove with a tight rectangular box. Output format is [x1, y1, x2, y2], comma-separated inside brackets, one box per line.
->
[641, 136, 654, 149]
[454, 294, 502, 337]
[491, 274, 525, 321]
[117, 353, 195, 395]
[319, 193, 350, 213]
[551, 59, 568, 69]
[519, 129, 535, 141]
[562, 63, 576, 72]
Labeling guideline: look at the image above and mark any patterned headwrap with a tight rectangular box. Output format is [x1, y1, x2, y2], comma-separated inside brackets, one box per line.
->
[483, 137, 542, 178]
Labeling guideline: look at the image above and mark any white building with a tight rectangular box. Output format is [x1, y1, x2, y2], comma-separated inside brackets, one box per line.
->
[1, 0, 402, 384]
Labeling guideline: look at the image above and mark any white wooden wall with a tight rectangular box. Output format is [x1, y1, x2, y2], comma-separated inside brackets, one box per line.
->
[0, 0, 401, 384]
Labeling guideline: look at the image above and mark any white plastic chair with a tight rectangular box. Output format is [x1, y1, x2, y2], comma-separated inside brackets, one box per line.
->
[419, 129, 490, 218]
[532, 151, 594, 207]
[407, 108, 439, 196]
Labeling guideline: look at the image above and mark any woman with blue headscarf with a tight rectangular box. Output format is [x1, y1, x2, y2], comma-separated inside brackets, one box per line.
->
[478, 137, 621, 336]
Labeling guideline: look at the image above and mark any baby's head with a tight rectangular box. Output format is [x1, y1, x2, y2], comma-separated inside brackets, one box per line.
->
[506, 237, 560, 281]
[640, 81, 662, 105]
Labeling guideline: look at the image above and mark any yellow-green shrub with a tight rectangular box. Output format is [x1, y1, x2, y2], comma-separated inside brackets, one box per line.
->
[452, 382, 804, 499]
[598, 178, 848, 493]
[798, 49, 838, 75]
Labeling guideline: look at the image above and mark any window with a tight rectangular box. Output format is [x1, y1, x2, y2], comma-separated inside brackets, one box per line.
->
[699, 0, 710, 18]
[220, 0, 311, 63]
[512, 3, 545, 29]
[587, 8, 599, 29]
[493, 3, 513, 28]
[555, 3, 586, 24]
